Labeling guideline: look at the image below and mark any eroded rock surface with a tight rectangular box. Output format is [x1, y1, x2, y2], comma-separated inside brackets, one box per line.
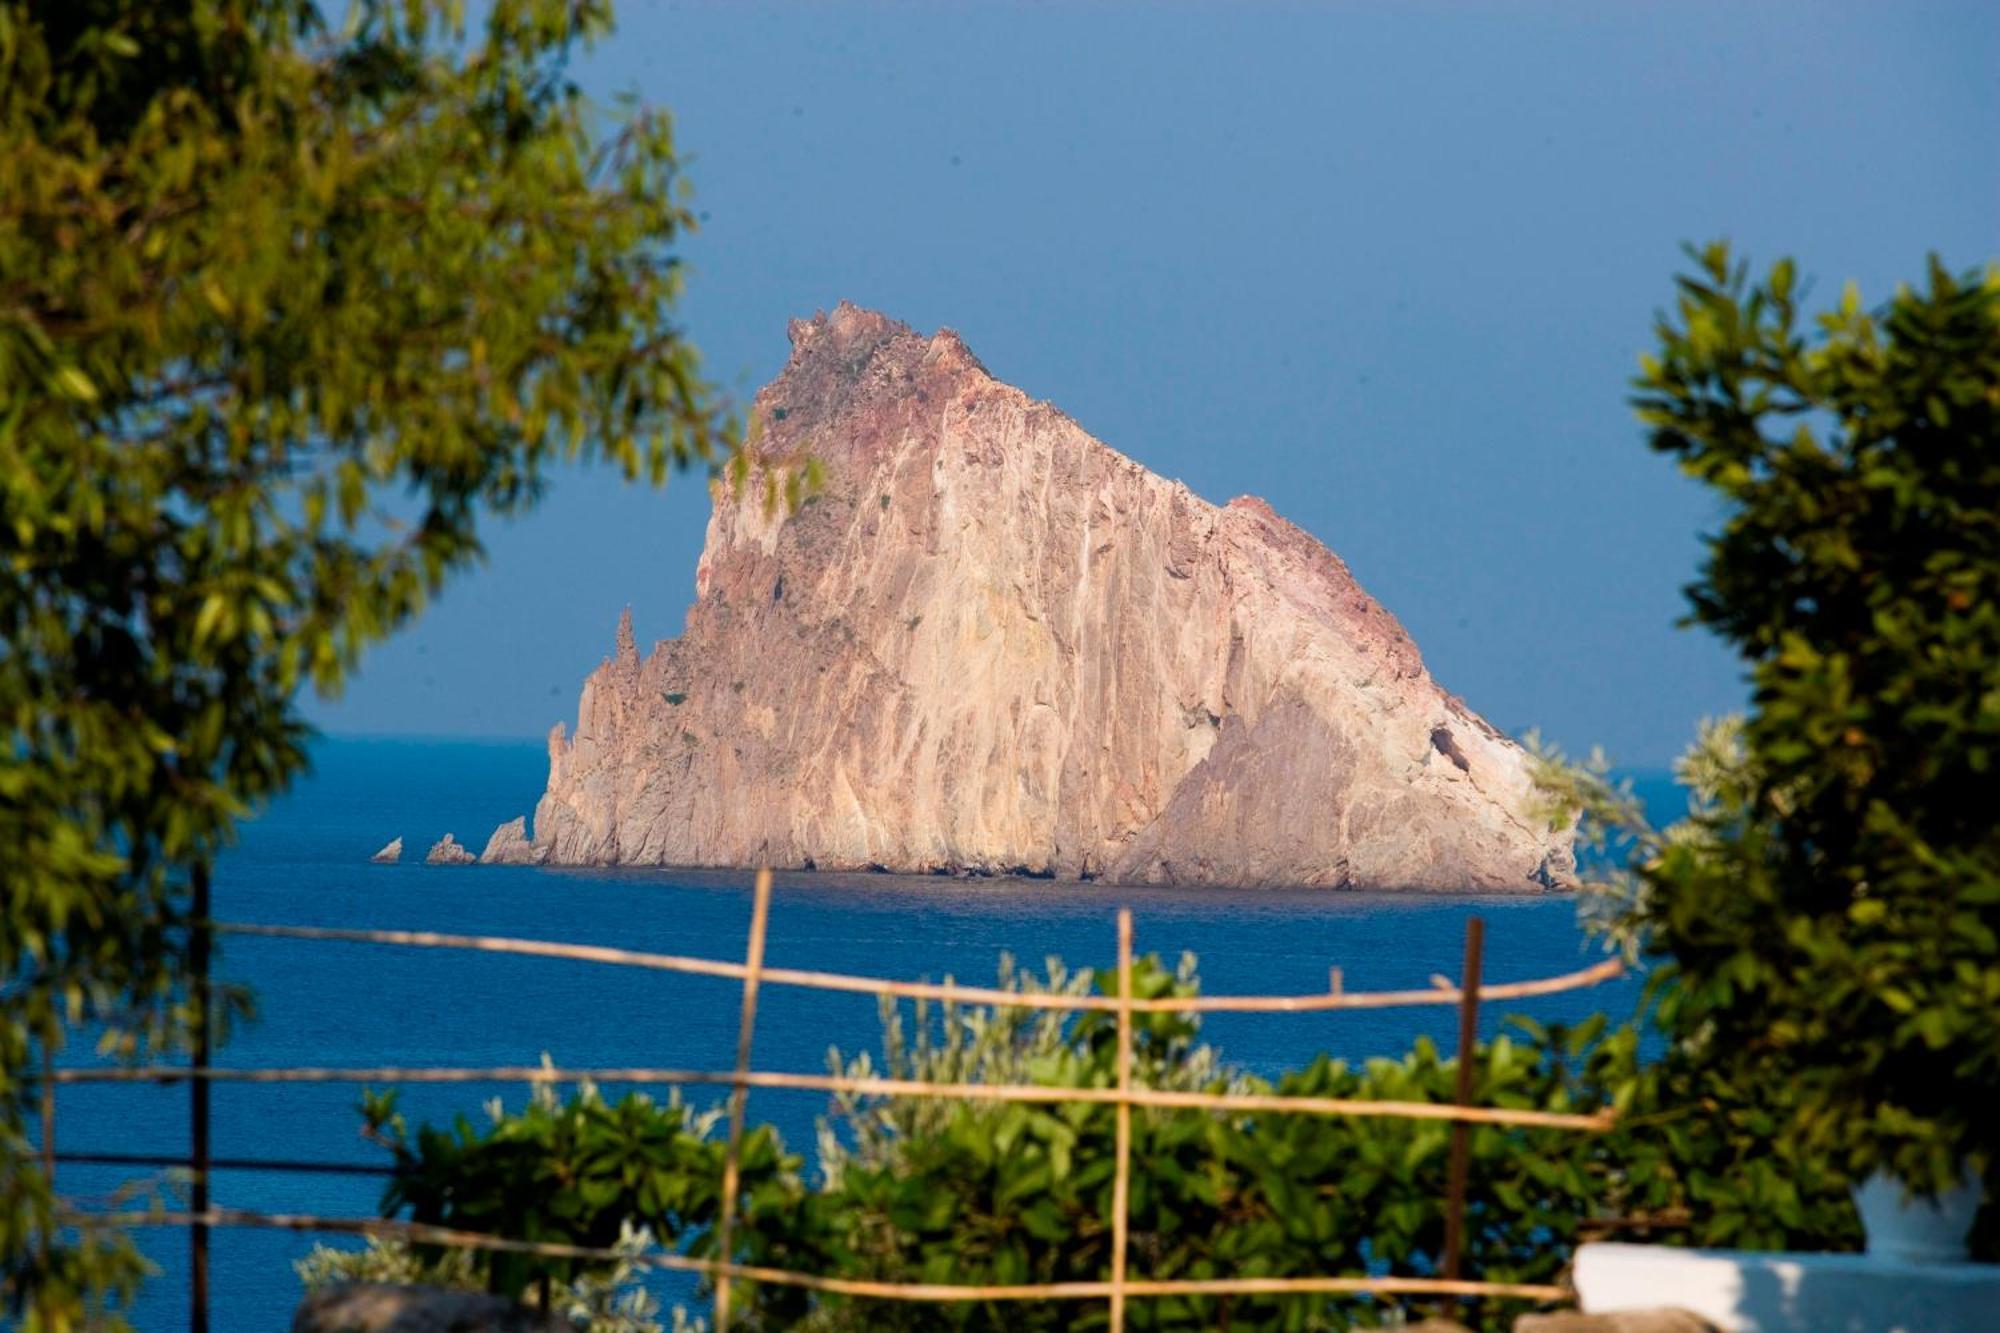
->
[528, 304, 1572, 890]
[479, 816, 546, 865]
[369, 837, 402, 864]
[424, 834, 475, 866]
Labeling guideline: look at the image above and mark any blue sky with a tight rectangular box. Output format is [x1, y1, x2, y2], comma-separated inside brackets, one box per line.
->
[309, 0, 1998, 767]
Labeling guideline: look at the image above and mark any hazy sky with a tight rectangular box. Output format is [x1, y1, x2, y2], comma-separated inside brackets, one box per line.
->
[309, 0, 1997, 767]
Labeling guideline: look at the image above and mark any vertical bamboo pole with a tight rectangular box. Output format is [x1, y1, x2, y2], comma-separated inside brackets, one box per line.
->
[39, 1025, 56, 1184]
[1109, 909, 1135, 1333]
[713, 867, 773, 1333]
[39, 1026, 54, 1266]
[1440, 915, 1485, 1283]
[190, 861, 213, 1333]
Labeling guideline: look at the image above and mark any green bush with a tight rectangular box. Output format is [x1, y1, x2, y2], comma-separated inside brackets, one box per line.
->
[777, 956, 1859, 1332]
[358, 1079, 799, 1305]
[357, 954, 1864, 1333]
[1540, 247, 2000, 1207]
[1634, 248, 2000, 1197]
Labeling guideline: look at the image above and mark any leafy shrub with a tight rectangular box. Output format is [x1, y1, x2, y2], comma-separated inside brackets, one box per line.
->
[1533, 722, 1869, 1256]
[783, 955, 1856, 1332]
[1537, 248, 2000, 1217]
[360, 1078, 799, 1305]
[358, 954, 1865, 1332]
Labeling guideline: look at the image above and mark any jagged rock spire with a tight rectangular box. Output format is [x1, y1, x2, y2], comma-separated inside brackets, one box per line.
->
[615, 605, 637, 668]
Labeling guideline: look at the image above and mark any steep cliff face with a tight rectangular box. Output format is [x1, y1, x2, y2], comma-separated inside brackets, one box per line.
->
[522, 304, 1570, 890]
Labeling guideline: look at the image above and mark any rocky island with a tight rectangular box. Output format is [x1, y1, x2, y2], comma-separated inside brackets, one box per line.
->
[495, 305, 1571, 890]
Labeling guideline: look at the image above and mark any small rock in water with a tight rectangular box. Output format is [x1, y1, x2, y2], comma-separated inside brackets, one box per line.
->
[424, 833, 475, 866]
[478, 815, 547, 866]
[368, 836, 403, 864]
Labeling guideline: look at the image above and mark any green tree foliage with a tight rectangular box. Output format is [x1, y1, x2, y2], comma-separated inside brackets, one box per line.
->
[0, 1, 732, 1322]
[1628, 248, 1998, 1195]
[356, 955, 1862, 1333]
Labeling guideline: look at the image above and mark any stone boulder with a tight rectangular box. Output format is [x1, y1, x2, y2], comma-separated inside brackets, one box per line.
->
[1515, 1311, 1718, 1332]
[292, 1282, 562, 1332]
[369, 837, 403, 864]
[479, 816, 547, 866]
[424, 834, 476, 866]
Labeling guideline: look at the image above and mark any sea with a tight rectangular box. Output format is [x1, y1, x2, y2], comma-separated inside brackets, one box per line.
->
[48, 738, 1679, 1330]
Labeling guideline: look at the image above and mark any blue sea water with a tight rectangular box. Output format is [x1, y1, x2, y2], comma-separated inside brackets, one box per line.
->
[50, 738, 1678, 1330]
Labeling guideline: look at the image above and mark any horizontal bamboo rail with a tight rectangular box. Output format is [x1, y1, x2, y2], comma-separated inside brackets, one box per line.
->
[53, 1150, 386, 1177]
[57, 1208, 1570, 1303]
[49, 1063, 1613, 1131]
[222, 920, 1621, 1013]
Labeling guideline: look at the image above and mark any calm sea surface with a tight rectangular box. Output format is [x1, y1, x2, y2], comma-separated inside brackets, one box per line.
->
[54, 738, 1676, 1329]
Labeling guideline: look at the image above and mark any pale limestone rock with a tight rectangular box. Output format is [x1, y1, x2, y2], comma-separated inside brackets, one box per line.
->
[368, 836, 402, 864]
[424, 833, 475, 866]
[530, 304, 1574, 890]
[293, 1282, 561, 1332]
[479, 816, 546, 865]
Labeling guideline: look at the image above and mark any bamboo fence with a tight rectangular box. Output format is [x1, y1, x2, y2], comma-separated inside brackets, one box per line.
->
[44, 867, 1627, 1332]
